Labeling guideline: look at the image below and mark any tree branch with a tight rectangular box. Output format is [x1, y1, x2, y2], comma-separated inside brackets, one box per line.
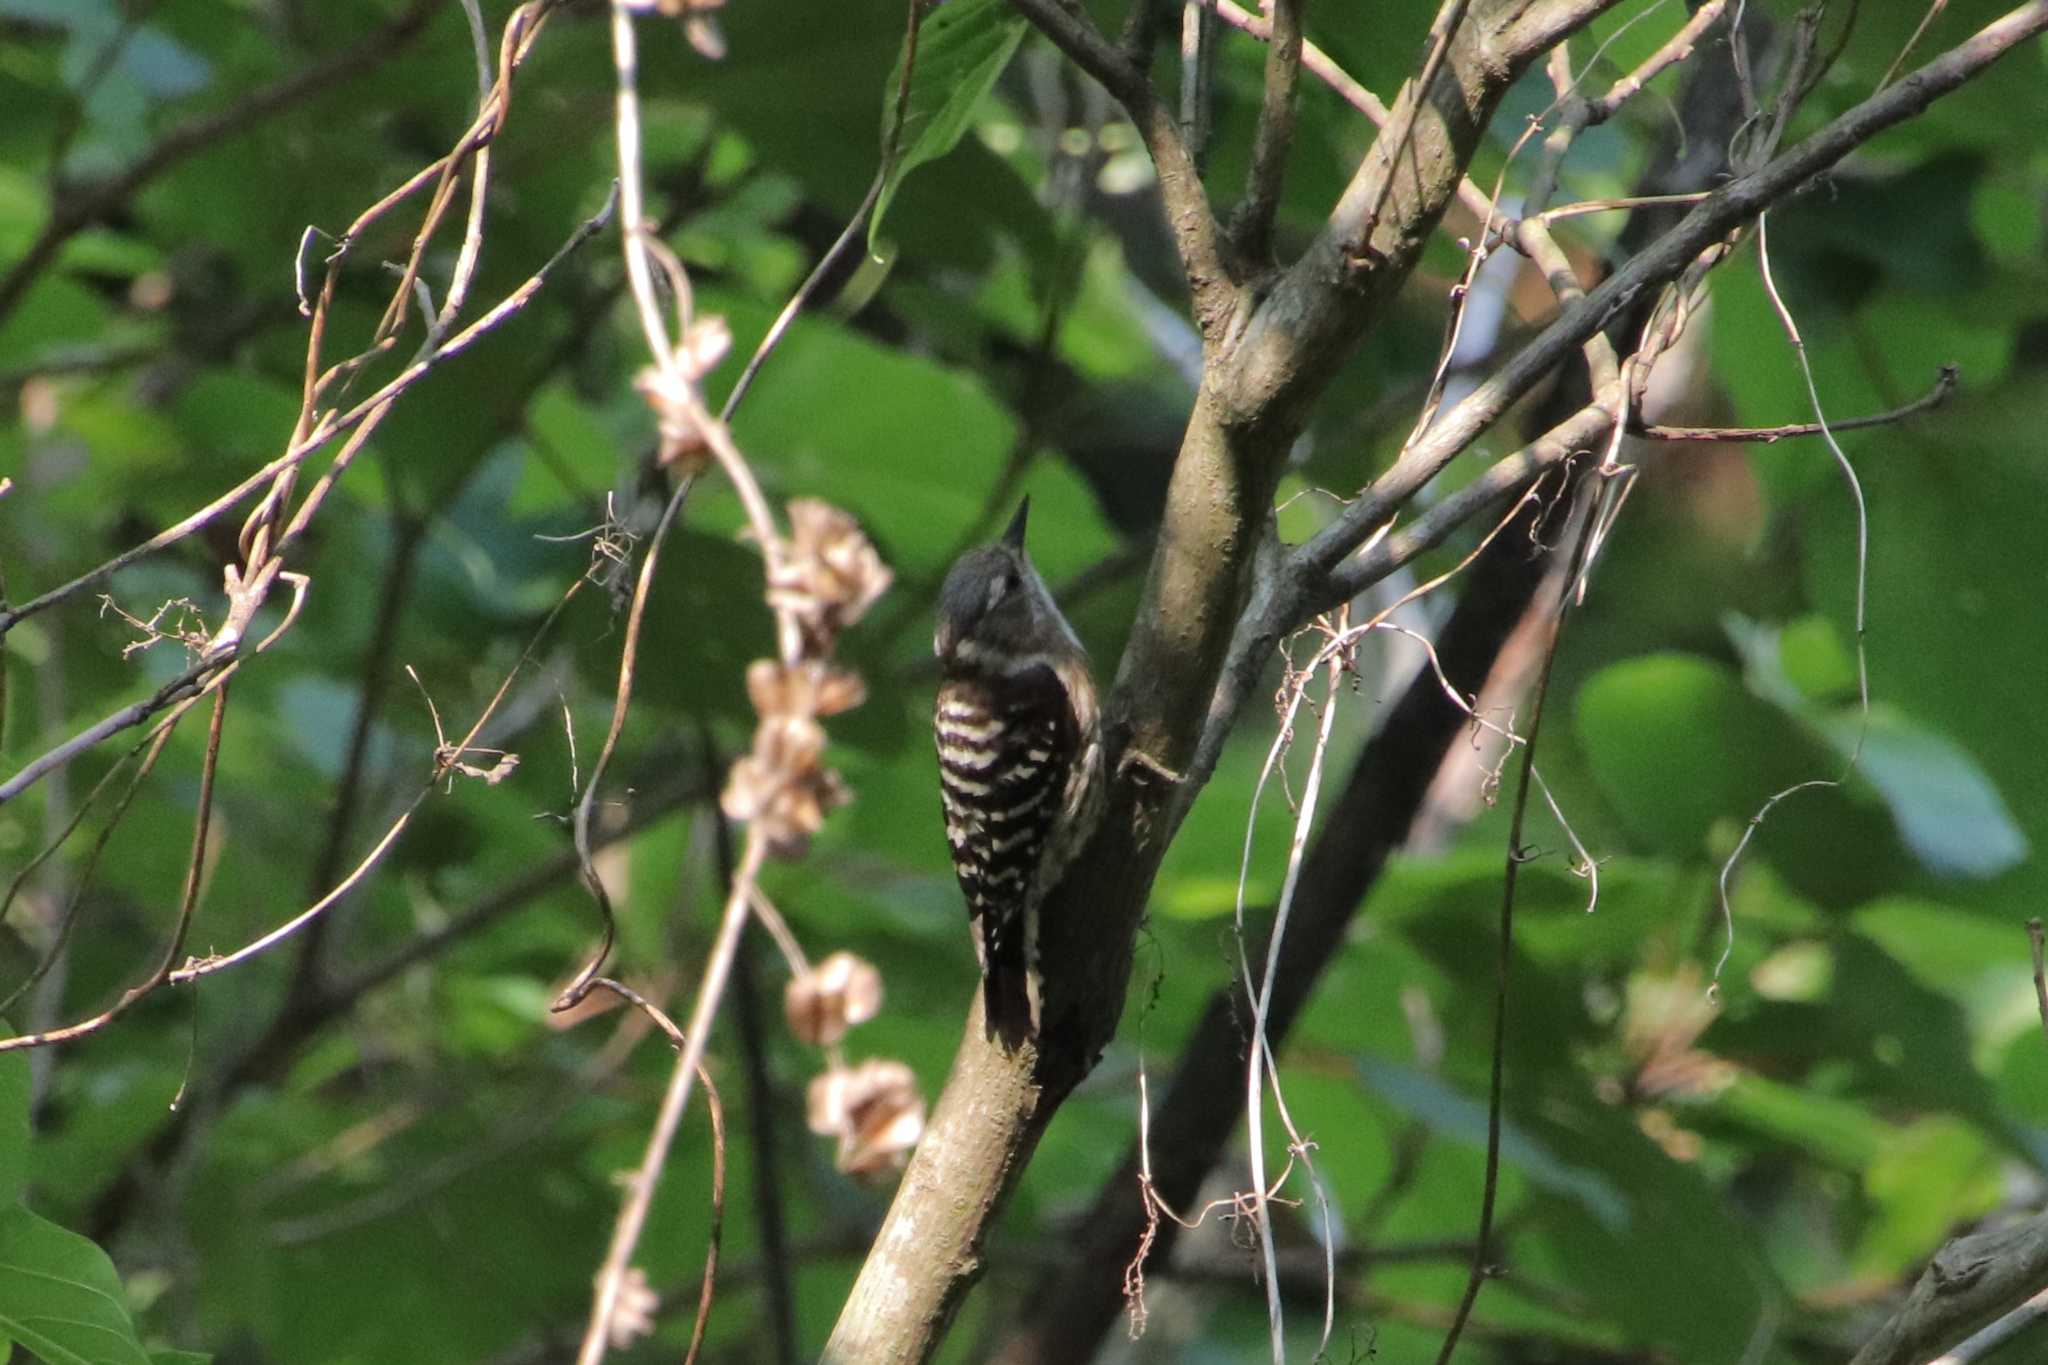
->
[989, 491, 1563, 1364]
[1850, 1212, 2048, 1365]
[1218, 0, 1623, 431]
[1281, 0, 2045, 628]
[823, 7, 2048, 1364]
[1637, 364, 1957, 442]
[1006, 0, 1238, 335]
[1229, 0, 1305, 261]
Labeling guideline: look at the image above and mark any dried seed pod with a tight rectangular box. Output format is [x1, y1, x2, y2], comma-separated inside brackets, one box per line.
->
[745, 659, 867, 721]
[805, 1058, 926, 1175]
[785, 951, 884, 1047]
[606, 1267, 660, 1349]
[768, 499, 891, 655]
[720, 713, 850, 857]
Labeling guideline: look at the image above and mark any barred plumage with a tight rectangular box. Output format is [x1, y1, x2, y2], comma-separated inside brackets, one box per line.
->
[933, 501, 1100, 1042]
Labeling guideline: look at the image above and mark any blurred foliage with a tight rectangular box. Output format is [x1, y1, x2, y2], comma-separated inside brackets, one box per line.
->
[0, 0, 2045, 1362]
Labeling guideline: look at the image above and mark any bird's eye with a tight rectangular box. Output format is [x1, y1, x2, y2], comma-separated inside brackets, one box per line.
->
[996, 573, 1016, 596]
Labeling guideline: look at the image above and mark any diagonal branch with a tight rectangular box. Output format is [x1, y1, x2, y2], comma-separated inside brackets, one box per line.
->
[1850, 1211, 2048, 1365]
[1006, 0, 1238, 335]
[1232, 0, 2048, 717]
[991, 483, 1564, 1364]
[1217, 0, 1626, 430]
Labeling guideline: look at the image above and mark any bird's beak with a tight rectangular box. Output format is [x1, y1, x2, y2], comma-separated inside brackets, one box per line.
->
[1002, 497, 1030, 550]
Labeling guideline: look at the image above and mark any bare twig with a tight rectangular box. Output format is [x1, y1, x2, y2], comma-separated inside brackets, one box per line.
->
[1585, 0, 1729, 124]
[577, 836, 759, 1365]
[1350, 0, 1473, 251]
[0, 684, 227, 1054]
[0, 656, 221, 807]
[1292, 0, 2045, 603]
[1710, 211, 1875, 992]
[2028, 920, 2048, 1050]
[1006, 0, 1237, 333]
[1239, 639, 1343, 1361]
[1433, 488, 1595, 1364]
[1639, 364, 1957, 442]
[1198, 0, 1495, 224]
[0, 723, 178, 1015]
[167, 579, 588, 991]
[556, 477, 696, 1009]
[560, 980, 730, 1364]
[0, 188, 614, 641]
[719, 803, 799, 1365]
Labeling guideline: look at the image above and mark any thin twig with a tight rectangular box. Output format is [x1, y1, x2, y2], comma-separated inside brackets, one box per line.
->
[556, 476, 696, 1008]
[1432, 490, 1596, 1364]
[2028, 920, 2048, 1050]
[1241, 639, 1344, 1362]
[0, 656, 220, 807]
[1287, 0, 2048, 607]
[725, 834, 799, 1365]
[1007, 0, 1236, 332]
[1198, 0, 1495, 224]
[1585, 0, 1728, 123]
[1638, 364, 1956, 442]
[577, 835, 761, 1365]
[0, 684, 227, 1054]
[167, 579, 589, 990]
[1710, 212, 1875, 991]
[0, 723, 178, 1015]
[0, 188, 614, 641]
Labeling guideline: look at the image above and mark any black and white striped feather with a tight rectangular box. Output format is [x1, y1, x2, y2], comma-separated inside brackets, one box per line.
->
[932, 502, 1100, 1041]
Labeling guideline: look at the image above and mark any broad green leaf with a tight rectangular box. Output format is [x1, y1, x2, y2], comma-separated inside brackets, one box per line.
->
[1729, 617, 2027, 879]
[1855, 1117, 2001, 1277]
[0, 1205, 151, 1365]
[1819, 707, 2027, 879]
[0, 1042, 21, 1212]
[1708, 1073, 1887, 1170]
[1357, 1055, 1629, 1229]
[871, 0, 1027, 247]
[1575, 653, 1905, 906]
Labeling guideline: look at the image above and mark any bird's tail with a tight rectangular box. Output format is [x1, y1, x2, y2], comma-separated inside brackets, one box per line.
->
[981, 924, 1040, 1046]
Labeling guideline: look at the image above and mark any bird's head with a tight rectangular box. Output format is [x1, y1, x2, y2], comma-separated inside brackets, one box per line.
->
[933, 500, 1075, 665]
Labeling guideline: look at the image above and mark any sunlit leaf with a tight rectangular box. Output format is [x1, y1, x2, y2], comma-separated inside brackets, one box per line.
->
[871, 0, 1027, 246]
[0, 1206, 152, 1365]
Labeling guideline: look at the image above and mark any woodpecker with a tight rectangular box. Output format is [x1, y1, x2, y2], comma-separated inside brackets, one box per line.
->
[933, 499, 1101, 1042]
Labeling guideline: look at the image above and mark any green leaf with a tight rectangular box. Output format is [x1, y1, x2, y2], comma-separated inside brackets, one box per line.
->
[1357, 1056, 1629, 1229]
[1855, 1117, 2001, 1278]
[148, 1353, 210, 1365]
[0, 1031, 25, 1209]
[0, 1205, 152, 1365]
[871, 0, 1027, 247]
[1819, 707, 2027, 879]
[1575, 653, 1905, 905]
[1708, 1073, 1887, 1170]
